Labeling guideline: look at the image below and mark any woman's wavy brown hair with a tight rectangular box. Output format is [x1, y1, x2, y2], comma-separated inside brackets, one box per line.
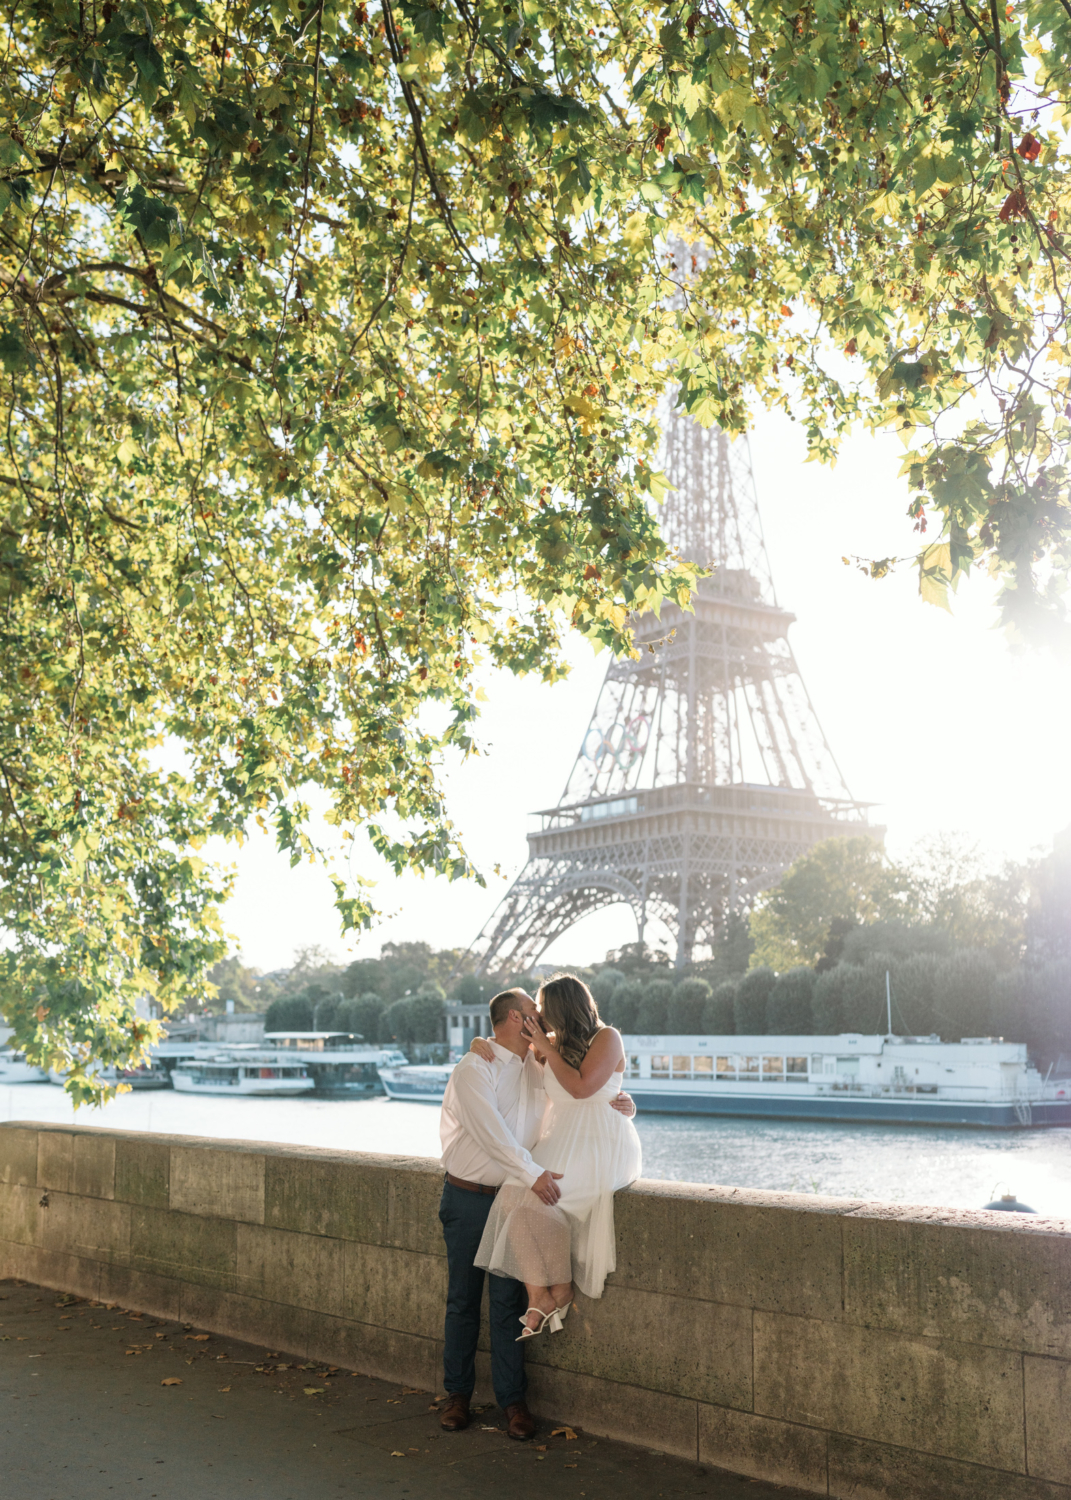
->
[538, 973, 603, 1069]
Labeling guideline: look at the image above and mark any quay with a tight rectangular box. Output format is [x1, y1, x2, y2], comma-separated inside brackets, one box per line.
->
[1, 1121, 1069, 1498]
[0, 1278, 804, 1500]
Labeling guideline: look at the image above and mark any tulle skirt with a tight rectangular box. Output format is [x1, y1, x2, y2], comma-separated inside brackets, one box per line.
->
[474, 1084, 642, 1300]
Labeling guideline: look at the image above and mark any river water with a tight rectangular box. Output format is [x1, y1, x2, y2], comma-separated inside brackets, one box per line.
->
[3, 1082, 1070, 1217]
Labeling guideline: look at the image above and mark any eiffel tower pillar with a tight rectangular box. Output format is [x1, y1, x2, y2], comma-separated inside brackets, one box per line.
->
[463, 411, 879, 977]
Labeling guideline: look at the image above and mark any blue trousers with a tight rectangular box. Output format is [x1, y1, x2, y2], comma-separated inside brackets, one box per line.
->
[438, 1178, 528, 1409]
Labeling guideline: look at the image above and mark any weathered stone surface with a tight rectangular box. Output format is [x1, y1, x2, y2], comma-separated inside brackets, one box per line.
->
[263, 1149, 390, 1242]
[386, 1160, 448, 1256]
[828, 1434, 1071, 1500]
[236, 1222, 344, 1317]
[1025, 1356, 1071, 1484]
[342, 1241, 446, 1340]
[129, 1204, 237, 1289]
[169, 1144, 265, 1224]
[529, 1284, 752, 1410]
[698, 1404, 828, 1494]
[0, 1126, 40, 1187]
[614, 1180, 858, 1322]
[40, 1192, 129, 1266]
[754, 1310, 1026, 1472]
[844, 1208, 1071, 1358]
[179, 1284, 309, 1357]
[98, 1263, 184, 1321]
[306, 1309, 441, 1391]
[114, 1137, 170, 1209]
[23, 1246, 103, 1302]
[526, 1364, 699, 1461]
[36, 1132, 74, 1194]
[0, 1183, 40, 1247]
[71, 1134, 115, 1200]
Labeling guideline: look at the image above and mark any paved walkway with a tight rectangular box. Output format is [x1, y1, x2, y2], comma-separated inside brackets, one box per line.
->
[1, 1279, 812, 1500]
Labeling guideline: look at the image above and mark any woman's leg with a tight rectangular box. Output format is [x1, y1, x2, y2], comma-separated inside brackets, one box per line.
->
[521, 1281, 557, 1334]
[549, 1280, 574, 1309]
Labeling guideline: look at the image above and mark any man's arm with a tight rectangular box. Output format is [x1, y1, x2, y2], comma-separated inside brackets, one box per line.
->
[448, 1060, 544, 1188]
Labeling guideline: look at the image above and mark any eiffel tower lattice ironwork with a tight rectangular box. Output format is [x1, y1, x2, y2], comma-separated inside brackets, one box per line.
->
[467, 410, 876, 974]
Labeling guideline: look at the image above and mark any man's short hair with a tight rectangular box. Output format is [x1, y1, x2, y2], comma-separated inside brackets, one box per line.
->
[489, 988, 530, 1029]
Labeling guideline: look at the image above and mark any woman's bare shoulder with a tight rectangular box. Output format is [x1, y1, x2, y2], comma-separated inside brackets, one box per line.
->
[587, 1025, 623, 1054]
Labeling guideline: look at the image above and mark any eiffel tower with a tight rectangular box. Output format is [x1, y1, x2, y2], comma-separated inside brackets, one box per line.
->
[466, 410, 876, 974]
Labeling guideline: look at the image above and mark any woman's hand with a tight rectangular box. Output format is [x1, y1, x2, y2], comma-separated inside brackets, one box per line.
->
[469, 1035, 495, 1062]
[521, 1014, 556, 1059]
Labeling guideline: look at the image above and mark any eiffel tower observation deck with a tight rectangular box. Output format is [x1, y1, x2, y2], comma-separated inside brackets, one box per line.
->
[467, 409, 877, 973]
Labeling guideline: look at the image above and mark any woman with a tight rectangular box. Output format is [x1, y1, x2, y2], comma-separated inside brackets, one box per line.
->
[471, 973, 642, 1338]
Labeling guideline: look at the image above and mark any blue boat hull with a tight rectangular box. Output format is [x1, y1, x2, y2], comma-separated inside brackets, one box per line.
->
[627, 1090, 1071, 1128]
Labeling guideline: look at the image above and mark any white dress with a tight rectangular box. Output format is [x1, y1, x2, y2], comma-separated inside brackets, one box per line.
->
[474, 1063, 642, 1299]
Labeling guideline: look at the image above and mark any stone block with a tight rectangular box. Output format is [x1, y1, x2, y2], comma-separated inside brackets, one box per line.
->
[98, 1263, 184, 1321]
[845, 1208, 1071, 1358]
[36, 1131, 73, 1194]
[305, 1309, 441, 1391]
[342, 1241, 446, 1340]
[0, 1238, 36, 1281]
[169, 1144, 265, 1224]
[0, 1126, 39, 1187]
[179, 1283, 309, 1357]
[40, 1192, 129, 1266]
[26, 1246, 103, 1302]
[698, 1404, 828, 1494]
[613, 1181, 854, 1322]
[129, 1205, 237, 1289]
[71, 1133, 115, 1199]
[1026, 1356, 1071, 1484]
[0, 1183, 41, 1247]
[386, 1163, 448, 1256]
[235, 1222, 344, 1316]
[263, 1149, 390, 1243]
[525, 1364, 699, 1461]
[528, 1284, 752, 1410]
[755, 1310, 1026, 1472]
[114, 1137, 170, 1209]
[828, 1433, 1071, 1500]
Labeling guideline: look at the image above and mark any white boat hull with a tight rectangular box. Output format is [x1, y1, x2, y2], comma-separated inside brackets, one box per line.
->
[172, 1072, 314, 1097]
[377, 1064, 455, 1102]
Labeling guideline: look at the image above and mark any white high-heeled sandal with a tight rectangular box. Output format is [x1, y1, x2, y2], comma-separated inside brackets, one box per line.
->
[554, 1300, 573, 1325]
[516, 1306, 563, 1341]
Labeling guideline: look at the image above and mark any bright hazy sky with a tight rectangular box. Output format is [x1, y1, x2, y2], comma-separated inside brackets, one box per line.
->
[216, 408, 1071, 976]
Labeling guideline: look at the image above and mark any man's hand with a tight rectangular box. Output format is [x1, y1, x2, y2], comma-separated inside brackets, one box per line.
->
[610, 1091, 636, 1119]
[531, 1169, 564, 1205]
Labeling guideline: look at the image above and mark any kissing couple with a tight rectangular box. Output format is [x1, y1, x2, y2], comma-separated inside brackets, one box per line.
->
[437, 973, 642, 1440]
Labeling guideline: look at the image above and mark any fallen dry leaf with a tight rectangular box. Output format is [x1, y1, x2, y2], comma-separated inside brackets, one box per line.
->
[390, 1451, 405, 1458]
[185, 1334, 210, 1341]
[218, 1386, 231, 1392]
[161, 1378, 182, 1387]
[534, 1445, 547, 1452]
[399, 1388, 423, 1395]
[303, 1387, 325, 1396]
[564, 1463, 578, 1468]
[551, 1426, 578, 1440]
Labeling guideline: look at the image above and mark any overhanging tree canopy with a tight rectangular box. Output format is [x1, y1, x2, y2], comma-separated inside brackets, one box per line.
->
[3, 0, 1070, 1097]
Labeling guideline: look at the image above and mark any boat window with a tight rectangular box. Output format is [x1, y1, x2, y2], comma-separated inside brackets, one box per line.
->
[627, 1054, 641, 1078]
[762, 1056, 785, 1080]
[651, 1054, 670, 1077]
[786, 1056, 808, 1079]
[837, 1058, 860, 1076]
[716, 1056, 735, 1078]
[693, 1055, 714, 1077]
[672, 1055, 691, 1077]
[739, 1056, 760, 1080]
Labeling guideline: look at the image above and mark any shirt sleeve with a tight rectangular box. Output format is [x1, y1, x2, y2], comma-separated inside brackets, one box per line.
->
[448, 1060, 541, 1186]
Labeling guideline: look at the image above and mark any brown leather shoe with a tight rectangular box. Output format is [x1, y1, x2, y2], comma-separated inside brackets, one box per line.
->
[439, 1393, 471, 1431]
[504, 1401, 536, 1441]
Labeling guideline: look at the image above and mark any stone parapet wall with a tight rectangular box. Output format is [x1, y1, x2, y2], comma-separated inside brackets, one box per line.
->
[1, 1121, 1068, 1497]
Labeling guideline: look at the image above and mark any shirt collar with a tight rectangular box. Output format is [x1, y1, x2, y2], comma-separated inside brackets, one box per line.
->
[487, 1038, 524, 1065]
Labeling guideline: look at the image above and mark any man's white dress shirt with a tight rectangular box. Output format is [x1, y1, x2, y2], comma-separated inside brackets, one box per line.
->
[440, 1041, 546, 1188]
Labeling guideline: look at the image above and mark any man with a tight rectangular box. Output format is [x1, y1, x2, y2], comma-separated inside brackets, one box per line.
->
[438, 987, 635, 1441]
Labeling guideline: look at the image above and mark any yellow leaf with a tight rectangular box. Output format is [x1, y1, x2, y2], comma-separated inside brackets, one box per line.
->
[304, 1386, 326, 1395]
[622, 211, 648, 250]
[390, 1451, 405, 1457]
[161, 1377, 182, 1386]
[551, 1425, 578, 1440]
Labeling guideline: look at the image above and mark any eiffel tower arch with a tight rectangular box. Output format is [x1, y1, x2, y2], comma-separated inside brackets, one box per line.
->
[466, 410, 878, 974]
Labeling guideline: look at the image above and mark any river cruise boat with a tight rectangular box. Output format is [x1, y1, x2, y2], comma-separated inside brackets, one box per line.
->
[264, 1033, 410, 1094]
[171, 1051, 314, 1097]
[377, 1062, 456, 1102]
[621, 1033, 1071, 1127]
